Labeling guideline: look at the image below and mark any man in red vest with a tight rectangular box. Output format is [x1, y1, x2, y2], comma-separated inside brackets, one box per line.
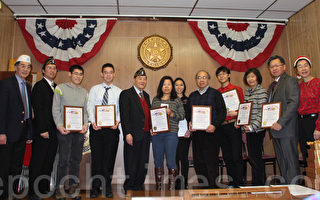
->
[119, 68, 151, 193]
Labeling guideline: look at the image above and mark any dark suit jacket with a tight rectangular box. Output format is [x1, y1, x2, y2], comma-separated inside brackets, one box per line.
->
[31, 78, 57, 139]
[268, 72, 300, 138]
[119, 86, 151, 142]
[0, 75, 32, 142]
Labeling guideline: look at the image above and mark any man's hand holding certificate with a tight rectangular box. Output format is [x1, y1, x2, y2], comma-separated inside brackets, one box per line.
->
[191, 105, 212, 131]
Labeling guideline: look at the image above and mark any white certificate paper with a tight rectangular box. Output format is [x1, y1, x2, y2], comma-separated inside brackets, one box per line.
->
[236, 102, 252, 126]
[261, 102, 282, 128]
[222, 89, 240, 111]
[150, 107, 170, 133]
[96, 105, 116, 127]
[178, 119, 188, 137]
[64, 106, 83, 131]
[192, 106, 212, 130]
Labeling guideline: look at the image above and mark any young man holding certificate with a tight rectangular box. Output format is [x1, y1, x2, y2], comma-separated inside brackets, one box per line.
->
[188, 70, 226, 189]
[87, 63, 122, 198]
[267, 55, 300, 184]
[52, 65, 88, 200]
[216, 66, 244, 188]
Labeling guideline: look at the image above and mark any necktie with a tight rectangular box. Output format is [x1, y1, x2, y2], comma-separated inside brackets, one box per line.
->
[268, 81, 277, 102]
[21, 81, 29, 120]
[102, 87, 111, 105]
[139, 91, 144, 101]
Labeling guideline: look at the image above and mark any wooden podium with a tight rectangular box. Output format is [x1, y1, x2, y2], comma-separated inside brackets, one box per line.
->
[306, 141, 320, 190]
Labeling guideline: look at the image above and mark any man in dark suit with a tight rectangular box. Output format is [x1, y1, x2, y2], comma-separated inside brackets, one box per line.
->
[267, 55, 300, 184]
[119, 68, 151, 193]
[28, 57, 58, 200]
[0, 55, 33, 200]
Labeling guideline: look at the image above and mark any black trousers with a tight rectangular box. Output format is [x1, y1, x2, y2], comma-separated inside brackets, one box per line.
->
[176, 137, 191, 188]
[89, 125, 119, 192]
[0, 127, 27, 200]
[192, 132, 219, 188]
[218, 122, 243, 186]
[298, 117, 316, 163]
[246, 130, 266, 185]
[123, 132, 150, 191]
[28, 130, 58, 195]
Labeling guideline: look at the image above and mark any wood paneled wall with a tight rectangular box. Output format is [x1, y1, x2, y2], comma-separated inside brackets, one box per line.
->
[287, 0, 320, 78]
[0, 3, 15, 71]
[4, 0, 319, 179]
[12, 20, 288, 98]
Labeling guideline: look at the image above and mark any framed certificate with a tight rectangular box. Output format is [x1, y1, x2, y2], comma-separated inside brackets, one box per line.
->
[64, 106, 83, 131]
[222, 89, 240, 111]
[95, 105, 116, 128]
[191, 105, 212, 130]
[236, 102, 253, 126]
[150, 106, 170, 133]
[261, 102, 282, 128]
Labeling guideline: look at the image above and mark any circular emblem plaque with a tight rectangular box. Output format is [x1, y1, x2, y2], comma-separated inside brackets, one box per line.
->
[138, 35, 173, 71]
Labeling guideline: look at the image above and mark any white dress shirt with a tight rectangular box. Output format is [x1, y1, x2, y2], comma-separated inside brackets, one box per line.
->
[87, 83, 122, 123]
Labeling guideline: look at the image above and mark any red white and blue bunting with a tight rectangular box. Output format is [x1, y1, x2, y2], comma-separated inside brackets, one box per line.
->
[188, 20, 285, 72]
[17, 18, 116, 71]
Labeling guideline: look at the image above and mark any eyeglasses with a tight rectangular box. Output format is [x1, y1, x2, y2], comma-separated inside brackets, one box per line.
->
[197, 76, 208, 80]
[269, 64, 283, 69]
[297, 63, 310, 69]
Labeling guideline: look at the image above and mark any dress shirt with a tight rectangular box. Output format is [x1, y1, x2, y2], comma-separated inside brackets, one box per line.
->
[87, 83, 122, 123]
[197, 85, 209, 95]
[44, 77, 55, 91]
[15, 74, 30, 119]
[133, 85, 144, 97]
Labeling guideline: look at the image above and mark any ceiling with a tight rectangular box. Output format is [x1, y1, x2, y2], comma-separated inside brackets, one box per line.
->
[2, 0, 314, 21]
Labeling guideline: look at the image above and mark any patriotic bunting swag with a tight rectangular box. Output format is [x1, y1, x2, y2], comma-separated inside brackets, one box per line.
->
[188, 20, 285, 72]
[17, 18, 116, 71]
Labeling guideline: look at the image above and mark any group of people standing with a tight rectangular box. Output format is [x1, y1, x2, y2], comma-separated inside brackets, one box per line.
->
[0, 53, 319, 200]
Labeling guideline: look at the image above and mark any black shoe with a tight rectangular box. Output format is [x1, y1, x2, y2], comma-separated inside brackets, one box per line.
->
[73, 196, 81, 200]
[103, 192, 113, 198]
[90, 189, 100, 198]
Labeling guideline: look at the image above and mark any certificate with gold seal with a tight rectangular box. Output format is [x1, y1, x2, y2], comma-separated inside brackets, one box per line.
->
[192, 105, 212, 130]
[64, 106, 83, 131]
[95, 105, 116, 128]
[222, 89, 240, 111]
[138, 35, 173, 71]
[150, 107, 170, 133]
[261, 102, 282, 128]
[236, 102, 253, 126]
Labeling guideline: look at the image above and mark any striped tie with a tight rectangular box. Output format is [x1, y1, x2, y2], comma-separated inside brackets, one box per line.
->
[102, 87, 111, 105]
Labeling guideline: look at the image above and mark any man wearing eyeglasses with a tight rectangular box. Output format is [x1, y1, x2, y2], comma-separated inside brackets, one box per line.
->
[0, 55, 33, 200]
[87, 63, 122, 198]
[267, 55, 300, 184]
[52, 65, 88, 200]
[188, 70, 226, 189]
[216, 66, 244, 188]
